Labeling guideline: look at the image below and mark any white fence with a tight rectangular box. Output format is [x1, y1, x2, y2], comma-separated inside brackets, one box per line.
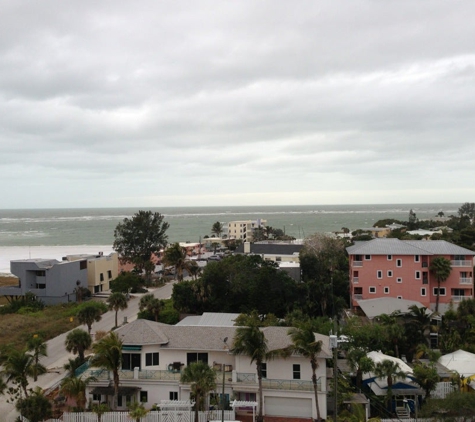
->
[62, 410, 236, 422]
[433, 381, 457, 399]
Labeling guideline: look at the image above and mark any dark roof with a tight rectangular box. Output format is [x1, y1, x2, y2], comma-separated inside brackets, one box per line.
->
[235, 243, 303, 255]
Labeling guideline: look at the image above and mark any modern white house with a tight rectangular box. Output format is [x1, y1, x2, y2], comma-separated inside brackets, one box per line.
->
[84, 317, 330, 421]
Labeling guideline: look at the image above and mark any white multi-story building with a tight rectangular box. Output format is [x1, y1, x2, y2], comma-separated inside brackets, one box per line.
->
[227, 219, 267, 242]
[84, 314, 330, 420]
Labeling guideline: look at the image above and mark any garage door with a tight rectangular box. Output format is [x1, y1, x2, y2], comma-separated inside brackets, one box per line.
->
[265, 397, 312, 418]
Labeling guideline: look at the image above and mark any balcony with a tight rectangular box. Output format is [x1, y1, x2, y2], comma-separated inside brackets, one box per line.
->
[236, 372, 320, 392]
[460, 278, 473, 285]
[353, 294, 363, 301]
[353, 261, 363, 267]
[452, 295, 469, 302]
[451, 260, 472, 267]
[352, 277, 359, 284]
[421, 262, 428, 268]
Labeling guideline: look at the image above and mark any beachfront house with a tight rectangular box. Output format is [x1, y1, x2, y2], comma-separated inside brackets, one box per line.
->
[84, 315, 330, 421]
[0, 258, 88, 305]
[347, 238, 475, 313]
[65, 251, 119, 293]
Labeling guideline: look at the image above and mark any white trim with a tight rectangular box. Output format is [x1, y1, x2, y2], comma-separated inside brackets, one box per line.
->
[377, 270, 383, 279]
[397, 277, 402, 283]
[384, 287, 390, 294]
[396, 259, 402, 267]
[415, 271, 421, 279]
[369, 286, 376, 294]
[433, 287, 446, 296]
[387, 255, 392, 261]
[421, 287, 427, 296]
[387, 270, 393, 277]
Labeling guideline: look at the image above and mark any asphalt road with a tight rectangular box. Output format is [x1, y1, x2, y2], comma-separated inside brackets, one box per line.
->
[0, 279, 177, 422]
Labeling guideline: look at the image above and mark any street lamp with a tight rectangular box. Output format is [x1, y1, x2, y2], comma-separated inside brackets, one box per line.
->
[222, 337, 228, 422]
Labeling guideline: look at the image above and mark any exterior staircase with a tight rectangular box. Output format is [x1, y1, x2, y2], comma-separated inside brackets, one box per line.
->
[395, 406, 410, 419]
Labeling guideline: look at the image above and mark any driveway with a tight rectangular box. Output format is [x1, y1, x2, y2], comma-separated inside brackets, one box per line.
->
[0, 279, 177, 422]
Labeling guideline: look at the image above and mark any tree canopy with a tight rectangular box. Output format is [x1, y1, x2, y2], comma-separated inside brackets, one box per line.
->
[171, 254, 298, 316]
[113, 210, 169, 278]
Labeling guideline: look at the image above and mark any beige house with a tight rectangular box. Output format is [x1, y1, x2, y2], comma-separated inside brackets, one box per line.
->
[227, 219, 267, 242]
[66, 251, 119, 293]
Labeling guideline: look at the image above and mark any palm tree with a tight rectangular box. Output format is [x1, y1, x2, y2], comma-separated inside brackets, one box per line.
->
[211, 221, 224, 238]
[287, 324, 324, 421]
[26, 335, 48, 382]
[2, 347, 35, 398]
[65, 328, 92, 363]
[91, 332, 123, 410]
[181, 361, 217, 422]
[346, 348, 374, 391]
[107, 292, 128, 328]
[376, 312, 404, 358]
[91, 403, 110, 422]
[128, 400, 149, 422]
[60, 374, 95, 411]
[231, 323, 279, 422]
[163, 243, 192, 281]
[139, 293, 164, 322]
[374, 359, 406, 408]
[188, 261, 202, 280]
[77, 303, 103, 335]
[430, 256, 452, 313]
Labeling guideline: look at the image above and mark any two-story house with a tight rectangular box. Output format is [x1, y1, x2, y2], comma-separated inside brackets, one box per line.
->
[347, 239, 475, 313]
[0, 258, 88, 305]
[65, 251, 119, 294]
[84, 318, 330, 421]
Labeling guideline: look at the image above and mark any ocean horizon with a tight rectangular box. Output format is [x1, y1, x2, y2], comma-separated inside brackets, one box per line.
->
[0, 203, 461, 274]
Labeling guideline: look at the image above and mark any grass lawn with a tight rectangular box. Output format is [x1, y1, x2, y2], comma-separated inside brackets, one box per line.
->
[0, 276, 84, 349]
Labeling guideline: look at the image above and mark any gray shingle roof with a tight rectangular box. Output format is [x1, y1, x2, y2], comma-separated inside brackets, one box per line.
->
[357, 297, 429, 319]
[114, 318, 330, 357]
[346, 238, 475, 256]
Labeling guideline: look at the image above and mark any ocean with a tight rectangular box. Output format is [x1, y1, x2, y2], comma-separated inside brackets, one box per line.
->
[0, 203, 460, 274]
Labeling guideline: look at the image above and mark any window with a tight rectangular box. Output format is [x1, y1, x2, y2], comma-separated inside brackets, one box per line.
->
[397, 296, 403, 299]
[387, 270, 393, 277]
[261, 363, 267, 378]
[453, 289, 465, 297]
[293, 364, 301, 380]
[187, 352, 208, 365]
[140, 391, 148, 403]
[36, 283, 46, 289]
[365, 255, 371, 261]
[387, 255, 392, 261]
[433, 287, 446, 296]
[276, 256, 282, 262]
[146, 352, 159, 366]
[169, 392, 178, 401]
[80, 260, 87, 270]
[92, 394, 101, 401]
[414, 255, 420, 262]
[35, 270, 46, 277]
[354, 287, 362, 294]
[377, 270, 383, 279]
[122, 353, 141, 370]
[415, 271, 421, 279]
[384, 287, 389, 294]
[369, 286, 376, 294]
[100, 273, 104, 282]
[108, 270, 112, 279]
[421, 288, 426, 296]
[396, 259, 402, 267]
[397, 277, 402, 283]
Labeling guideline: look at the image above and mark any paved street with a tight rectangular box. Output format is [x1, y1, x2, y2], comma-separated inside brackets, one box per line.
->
[0, 280, 177, 422]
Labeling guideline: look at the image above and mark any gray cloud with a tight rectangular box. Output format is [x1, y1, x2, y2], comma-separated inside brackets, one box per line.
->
[1, 1, 474, 208]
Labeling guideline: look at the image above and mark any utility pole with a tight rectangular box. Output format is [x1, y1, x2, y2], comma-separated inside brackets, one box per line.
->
[222, 337, 228, 422]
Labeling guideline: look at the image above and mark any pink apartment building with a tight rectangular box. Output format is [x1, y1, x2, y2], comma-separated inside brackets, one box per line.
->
[347, 238, 475, 313]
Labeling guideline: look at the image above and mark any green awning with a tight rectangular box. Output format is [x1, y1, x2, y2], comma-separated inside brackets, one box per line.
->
[122, 345, 142, 351]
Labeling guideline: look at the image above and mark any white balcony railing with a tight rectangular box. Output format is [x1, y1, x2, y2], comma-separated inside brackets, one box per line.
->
[236, 372, 320, 391]
[451, 260, 472, 267]
[353, 261, 363, 267]
[353, 277, 359, 284]
[460, 278, 473, 285]
[353, 294, 363, 301]
[452, 295, 468, 302]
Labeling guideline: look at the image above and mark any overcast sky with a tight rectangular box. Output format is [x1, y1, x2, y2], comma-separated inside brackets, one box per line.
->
[1, 1, 474, 209]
